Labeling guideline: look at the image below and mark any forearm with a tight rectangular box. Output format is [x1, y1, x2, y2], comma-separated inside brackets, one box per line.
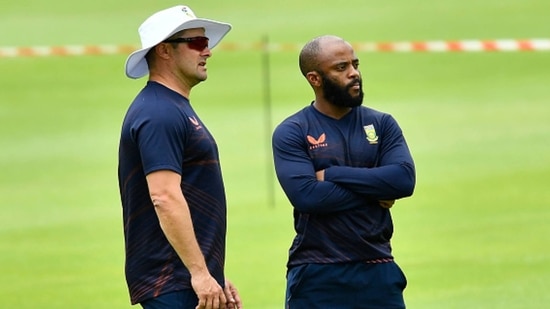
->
[278, 175, 368, 213]
[146, 170, 209, 277]
[324, 162, 415, 200]
[153, 194, 209, 276]
[155, 196, 208, 275]
[151, 187, 227, 306]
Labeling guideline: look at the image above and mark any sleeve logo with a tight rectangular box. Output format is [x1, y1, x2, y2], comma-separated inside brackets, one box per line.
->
[189, 116, 203, 130]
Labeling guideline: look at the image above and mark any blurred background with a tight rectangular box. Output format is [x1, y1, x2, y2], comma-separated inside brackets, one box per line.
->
[1, 0, 549, 308]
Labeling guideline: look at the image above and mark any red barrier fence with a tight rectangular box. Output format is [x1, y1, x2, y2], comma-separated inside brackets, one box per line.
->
[1, 39, 549, 58]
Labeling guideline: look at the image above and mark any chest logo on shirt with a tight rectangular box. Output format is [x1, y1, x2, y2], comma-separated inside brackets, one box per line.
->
[307, 133, 328, 150]
[364, 124, 378, 144]
[189, 116, 203, 130]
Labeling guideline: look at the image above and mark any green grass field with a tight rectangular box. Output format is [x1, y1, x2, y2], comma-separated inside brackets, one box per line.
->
[1, 0, 550, 308]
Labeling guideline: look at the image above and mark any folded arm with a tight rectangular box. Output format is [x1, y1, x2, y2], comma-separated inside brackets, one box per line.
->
[272, 125, 367, 214]
[323, 115, 416, 200]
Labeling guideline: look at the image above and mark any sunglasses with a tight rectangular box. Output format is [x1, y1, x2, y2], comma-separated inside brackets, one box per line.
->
[163, 36, 210, 51]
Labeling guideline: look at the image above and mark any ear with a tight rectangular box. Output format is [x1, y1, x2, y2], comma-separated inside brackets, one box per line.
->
[306, 71, 321, 87]
[154, 43, 172, 60]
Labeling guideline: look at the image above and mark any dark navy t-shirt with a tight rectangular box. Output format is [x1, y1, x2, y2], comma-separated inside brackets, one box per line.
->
[118, 81, 226, 304]
[272, 104, 415, 267]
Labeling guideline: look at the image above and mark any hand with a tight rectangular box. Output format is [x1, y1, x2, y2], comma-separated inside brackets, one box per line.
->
[378, 200, 395, 209]
[315, 169, 325, 181]
[224, 279, 243, 309]
[192, 272, 227, 309]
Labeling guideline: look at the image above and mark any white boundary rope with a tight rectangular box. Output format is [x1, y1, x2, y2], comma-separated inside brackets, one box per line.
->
[1, 39, 549, 58]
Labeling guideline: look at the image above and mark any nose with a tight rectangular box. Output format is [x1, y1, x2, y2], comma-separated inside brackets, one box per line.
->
[349, 66, 360, 79]
[201, 46, 212, 57]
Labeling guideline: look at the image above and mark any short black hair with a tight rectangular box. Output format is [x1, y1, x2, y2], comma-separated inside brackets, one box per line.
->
[299, 37, 322, 76]
[299, 35, 345, 76]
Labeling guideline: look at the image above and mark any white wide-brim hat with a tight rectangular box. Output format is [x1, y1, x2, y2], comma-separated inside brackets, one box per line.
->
[125, 5, 231, 79]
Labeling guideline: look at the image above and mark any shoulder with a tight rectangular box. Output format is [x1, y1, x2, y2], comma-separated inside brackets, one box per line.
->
[133, 83, 190, 115]
[272, 106, 318, 151]
[356, 105, 390, 118]
[356, 106, 399, 125]
[275, 105, 316, 129]
[124, 84, 192, 133]
[273, 106, 313, 137]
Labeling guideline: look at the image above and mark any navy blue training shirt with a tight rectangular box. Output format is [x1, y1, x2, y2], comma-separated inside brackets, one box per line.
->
[118, 81, 226, 304]
[272, 103, 415, 267]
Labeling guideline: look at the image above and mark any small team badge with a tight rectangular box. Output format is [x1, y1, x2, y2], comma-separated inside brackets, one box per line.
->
[363, 124, 378, 144]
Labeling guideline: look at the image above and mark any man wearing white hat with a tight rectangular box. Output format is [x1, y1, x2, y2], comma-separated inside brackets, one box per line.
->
[118, 5, 242, 309]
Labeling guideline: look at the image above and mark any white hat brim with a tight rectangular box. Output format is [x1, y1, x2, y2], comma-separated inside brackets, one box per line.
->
[125, 19, 231, 79]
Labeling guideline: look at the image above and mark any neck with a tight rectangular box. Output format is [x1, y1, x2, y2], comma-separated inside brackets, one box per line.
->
[312, 98, 352, 120]
[149, 73, 192, 99]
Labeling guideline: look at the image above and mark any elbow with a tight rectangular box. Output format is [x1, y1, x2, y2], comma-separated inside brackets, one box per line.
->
[149, 193, 166, 209]
[397, 163, 416, 197]
[285, 189, 330, 213]
[401, 178, 415, 197]
[291, 198, 320, 213]
[388, 178, 414, 200]
[384, 162, 415, 199]
[149, 189, 174, 210]
[277, 176, 323, 213]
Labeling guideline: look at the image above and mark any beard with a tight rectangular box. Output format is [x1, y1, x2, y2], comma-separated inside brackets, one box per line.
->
[320, 72, 364, 108]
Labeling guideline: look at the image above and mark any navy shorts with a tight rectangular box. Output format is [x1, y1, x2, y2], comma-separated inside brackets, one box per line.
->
[286, 261, 407, 309]
[140, 289, 198, 309]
